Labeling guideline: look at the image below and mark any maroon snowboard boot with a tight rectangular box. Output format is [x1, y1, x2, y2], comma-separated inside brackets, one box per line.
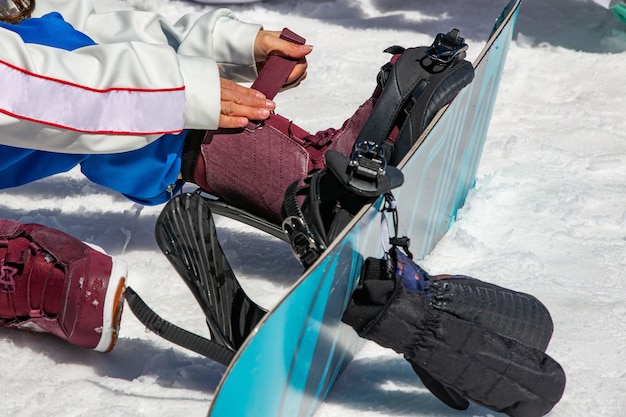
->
[0, 219, 126, 352]
[180, 95, 377, 225]
[181, 30, 474, 225]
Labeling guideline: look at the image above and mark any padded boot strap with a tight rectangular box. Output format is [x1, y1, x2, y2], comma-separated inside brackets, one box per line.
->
[357, 45, 430, 146]
[356, 30, 471, 149]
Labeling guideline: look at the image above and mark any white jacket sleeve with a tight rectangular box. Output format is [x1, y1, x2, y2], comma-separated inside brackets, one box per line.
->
[37, 0, 263, 80]
[0, 0, 261, 154]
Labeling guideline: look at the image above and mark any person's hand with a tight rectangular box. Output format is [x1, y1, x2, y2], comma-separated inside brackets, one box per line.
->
[218, 30, 312, 129]
[219, 78, 275, 128]
[254, 30, 313, 90]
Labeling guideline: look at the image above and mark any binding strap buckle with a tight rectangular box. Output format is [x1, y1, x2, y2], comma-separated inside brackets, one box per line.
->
[282, 216, 325, 267]
[426, 29, 468, 64]
[348, 140, 387, 188]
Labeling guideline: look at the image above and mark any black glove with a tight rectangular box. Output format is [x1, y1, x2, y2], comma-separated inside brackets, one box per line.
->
[342, 248, 566, 417]
[409, 362, 470, 410]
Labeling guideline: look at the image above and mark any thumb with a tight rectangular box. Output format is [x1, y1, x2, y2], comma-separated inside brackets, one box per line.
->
[256, 30, 313, 61]
[276, 38, 314, 59]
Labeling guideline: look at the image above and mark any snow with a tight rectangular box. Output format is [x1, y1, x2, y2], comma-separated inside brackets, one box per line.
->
[1, 0, 625, 416]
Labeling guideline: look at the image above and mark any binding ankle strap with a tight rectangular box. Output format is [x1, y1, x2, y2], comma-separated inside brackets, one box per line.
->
[125, 287, 236, 366]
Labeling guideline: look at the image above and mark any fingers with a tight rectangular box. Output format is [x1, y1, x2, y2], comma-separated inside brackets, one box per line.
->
[254, 30, 314, 61]
[281, 70, 307, 92]
[219, 79, 276, 129]
[218, 30, 312, 128]
[254, 30, 313, 90]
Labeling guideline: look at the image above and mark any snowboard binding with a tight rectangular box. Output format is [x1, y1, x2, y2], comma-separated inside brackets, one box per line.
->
[280, 28, 475, 268]
[126, 28, 477, 365]
[126, 192, 268, 365]
[281, 142, 404, 268]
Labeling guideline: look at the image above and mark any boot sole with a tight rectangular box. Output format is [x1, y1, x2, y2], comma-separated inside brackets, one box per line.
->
[93, 257, 127, 353]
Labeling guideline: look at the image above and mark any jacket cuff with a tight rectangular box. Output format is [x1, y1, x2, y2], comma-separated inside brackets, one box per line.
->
[178, 54, 221, 130]
[212, 17, 262, 82]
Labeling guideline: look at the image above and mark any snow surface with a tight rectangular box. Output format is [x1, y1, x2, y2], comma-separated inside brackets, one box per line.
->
[1, 0, 625, 416]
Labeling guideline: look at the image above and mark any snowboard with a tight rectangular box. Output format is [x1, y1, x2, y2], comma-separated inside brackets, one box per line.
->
[132, 0, 521, 415]
[206, 1, 522, 416]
